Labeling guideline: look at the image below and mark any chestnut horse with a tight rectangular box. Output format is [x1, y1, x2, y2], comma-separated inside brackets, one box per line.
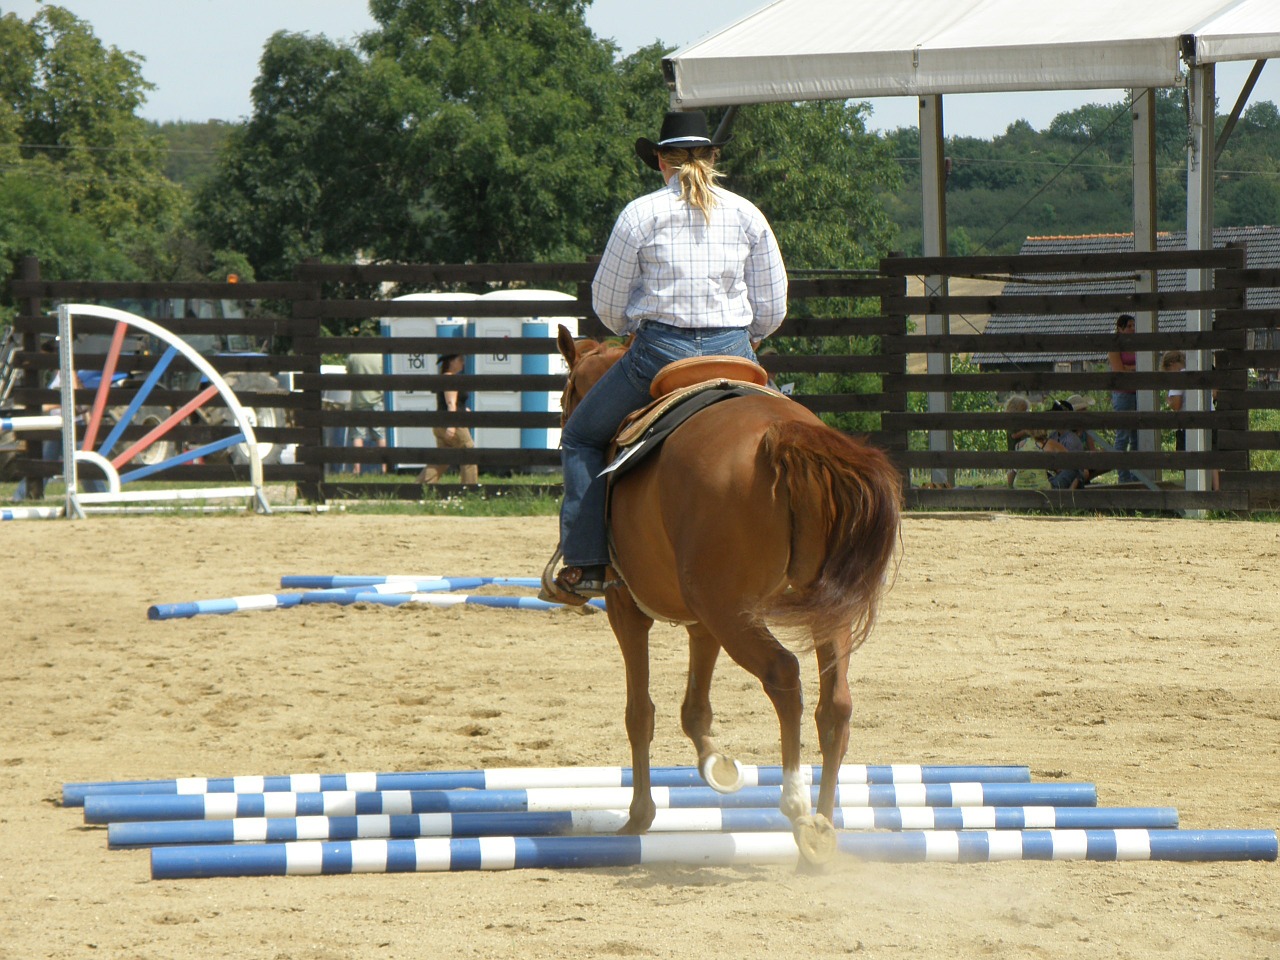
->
[556, 326, 902, 865]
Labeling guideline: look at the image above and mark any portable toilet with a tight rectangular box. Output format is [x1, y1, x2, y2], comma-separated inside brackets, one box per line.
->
[320, 362, 352, 475]
[477, 289, 577, 454]
[380, 293, 472, 469]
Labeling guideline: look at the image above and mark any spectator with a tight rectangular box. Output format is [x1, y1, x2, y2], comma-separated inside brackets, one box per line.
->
[416, 354, 478, 486]
[1047, 396, 1102, 489]
[1008, 426, 1070, 490]
[1003, 394, 1033, 451]
[1161, 350, 1187, 451]
[345, 352, 387, 475]
[1108, 313, 1140, 482]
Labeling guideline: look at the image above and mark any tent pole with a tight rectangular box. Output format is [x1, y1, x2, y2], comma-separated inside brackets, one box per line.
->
[919, 94, 951, 488]
[1132, 88, 1158, 479]
[1185, 63, 1215, 502]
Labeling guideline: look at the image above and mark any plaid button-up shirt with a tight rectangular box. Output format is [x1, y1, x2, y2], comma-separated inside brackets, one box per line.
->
[591, 178, 787, 340]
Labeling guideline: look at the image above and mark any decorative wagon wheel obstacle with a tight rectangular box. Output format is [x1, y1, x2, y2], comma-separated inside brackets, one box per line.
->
[53, 304, 271, 518]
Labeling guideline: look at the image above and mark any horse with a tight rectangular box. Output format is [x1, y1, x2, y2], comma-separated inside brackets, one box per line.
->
[555, 325, 903, 866]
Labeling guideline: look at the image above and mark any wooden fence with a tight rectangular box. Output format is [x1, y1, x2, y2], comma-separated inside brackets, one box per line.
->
[6, 248, 1279, 513]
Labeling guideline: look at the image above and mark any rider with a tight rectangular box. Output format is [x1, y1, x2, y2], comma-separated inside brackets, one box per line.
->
[549, 109, 788, 601]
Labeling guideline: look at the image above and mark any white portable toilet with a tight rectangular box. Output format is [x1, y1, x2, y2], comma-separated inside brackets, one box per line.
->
[380, 293, 473, 469]
[320, 362, 351, 474]
[478, 289, 578, 454]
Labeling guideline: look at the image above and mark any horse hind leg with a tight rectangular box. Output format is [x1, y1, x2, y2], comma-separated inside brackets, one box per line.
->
[691, 611, 812, 852]
[682, 624, 745, 793]
[792, 626, 856, 869]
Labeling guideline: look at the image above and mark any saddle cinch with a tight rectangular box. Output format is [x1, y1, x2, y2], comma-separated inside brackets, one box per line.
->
[601, 355, 781, 480]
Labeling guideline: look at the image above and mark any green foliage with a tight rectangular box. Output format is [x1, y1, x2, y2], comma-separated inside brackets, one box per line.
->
[150, 120, 235, 188]
[724, 100, 901, 273]
[0, 166, 141, 287]
[0, 5, 216, 315]
[907, 354, 1001, 452]
[2, 6, 182, 236]
[197, 0, 659, 279]
[879, 90, 1198, 256]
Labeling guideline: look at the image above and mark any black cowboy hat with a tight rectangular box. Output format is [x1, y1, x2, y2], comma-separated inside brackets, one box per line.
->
[635, 110, 731, 171]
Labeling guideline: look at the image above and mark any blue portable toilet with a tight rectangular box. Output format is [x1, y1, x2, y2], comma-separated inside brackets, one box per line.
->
[477, 289, 577, 453]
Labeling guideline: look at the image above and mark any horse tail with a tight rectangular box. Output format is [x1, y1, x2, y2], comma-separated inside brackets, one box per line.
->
[758, 419, 903, 651]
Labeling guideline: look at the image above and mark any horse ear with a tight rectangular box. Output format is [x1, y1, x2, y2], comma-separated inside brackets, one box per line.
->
[557, 324, 578, 370]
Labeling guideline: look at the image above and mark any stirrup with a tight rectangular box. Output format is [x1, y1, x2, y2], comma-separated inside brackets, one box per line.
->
[539, 548, 592, 606]
[539, 548, 616, 606]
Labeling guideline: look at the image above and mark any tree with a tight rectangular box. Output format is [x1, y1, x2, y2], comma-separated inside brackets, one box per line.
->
[723, 100, 901, 272]
[2, 7, 183, 243]
[198, 0, 661, 279]
[720, 101, 903, 431]
[194, 31, 412, 279]
[0, 6, 188, 316]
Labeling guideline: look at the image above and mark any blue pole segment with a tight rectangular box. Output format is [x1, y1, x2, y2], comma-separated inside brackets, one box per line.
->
[151, 842, 288, 879]
[279, 576, 542, 589]
[119, 432, 244, 484]
[1147, 828, 1278, 861]
[95, 345, 178, 457]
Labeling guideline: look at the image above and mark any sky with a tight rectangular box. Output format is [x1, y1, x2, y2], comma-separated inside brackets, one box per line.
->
[5, 0, 1280, 139]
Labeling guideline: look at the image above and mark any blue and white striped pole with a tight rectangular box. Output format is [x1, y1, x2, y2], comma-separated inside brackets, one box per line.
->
[0, 415, 62, 431]
[63, 762, 1033, 806]
[146, 580, 472, 620]
[148, 828, 1280, 878]
[147, 585, 603, 620]
[345, 591, 607, 612]
[84, 782, 1099, 824]
[280, 576, 542, 590]
[109, 805, 1181, 849]
[2, 506, 62, 521]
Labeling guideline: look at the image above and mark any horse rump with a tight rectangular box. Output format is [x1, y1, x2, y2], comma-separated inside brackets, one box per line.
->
[757, 418, 902, 650]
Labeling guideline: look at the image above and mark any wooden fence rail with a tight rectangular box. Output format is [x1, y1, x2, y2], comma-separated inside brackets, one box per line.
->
[5, 248, 1279, 513]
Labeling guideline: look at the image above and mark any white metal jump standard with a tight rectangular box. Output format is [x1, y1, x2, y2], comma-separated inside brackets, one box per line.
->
[56, 304, 270, 518]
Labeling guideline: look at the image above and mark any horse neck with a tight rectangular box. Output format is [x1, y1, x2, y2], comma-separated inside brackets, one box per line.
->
[576, 344, 626, 394]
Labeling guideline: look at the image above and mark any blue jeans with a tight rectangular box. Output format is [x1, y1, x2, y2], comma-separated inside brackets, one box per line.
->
[1111, 391, 1139, 482]
[559, 322, 756, 567]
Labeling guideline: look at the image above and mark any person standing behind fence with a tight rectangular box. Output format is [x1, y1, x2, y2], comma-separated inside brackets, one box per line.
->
[416, 353, 478, 486]
[1161, 350, 1187, 452]
[346, 352, 387, 474]
[1108, 313, 1140, 483]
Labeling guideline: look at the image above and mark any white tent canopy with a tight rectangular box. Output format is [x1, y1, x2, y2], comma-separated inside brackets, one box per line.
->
[666, 0, 1280, 496]
[666, 0, 1280, 107]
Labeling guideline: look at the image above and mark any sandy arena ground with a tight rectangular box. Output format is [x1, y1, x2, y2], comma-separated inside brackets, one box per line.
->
[2, 512, 1278, 959]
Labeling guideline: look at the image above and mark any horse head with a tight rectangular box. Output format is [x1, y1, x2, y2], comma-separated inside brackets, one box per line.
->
[556, 324, 626, 426]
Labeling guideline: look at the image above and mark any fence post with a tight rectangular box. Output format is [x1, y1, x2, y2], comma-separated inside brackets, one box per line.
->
[18, 257, 46, 500]
[880, 273, 910, 490]
[290, 277, 325, 503]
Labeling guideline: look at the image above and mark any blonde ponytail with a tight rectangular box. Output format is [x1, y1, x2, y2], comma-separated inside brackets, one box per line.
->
[660, 146, 724, 223]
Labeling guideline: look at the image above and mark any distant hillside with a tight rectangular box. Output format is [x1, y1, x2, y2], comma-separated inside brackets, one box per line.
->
[878, 92, 1280, 257]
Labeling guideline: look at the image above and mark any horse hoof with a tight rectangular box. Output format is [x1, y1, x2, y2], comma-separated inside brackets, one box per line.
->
[700, 754, 745, 794]
[793, 814, 838, 868]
